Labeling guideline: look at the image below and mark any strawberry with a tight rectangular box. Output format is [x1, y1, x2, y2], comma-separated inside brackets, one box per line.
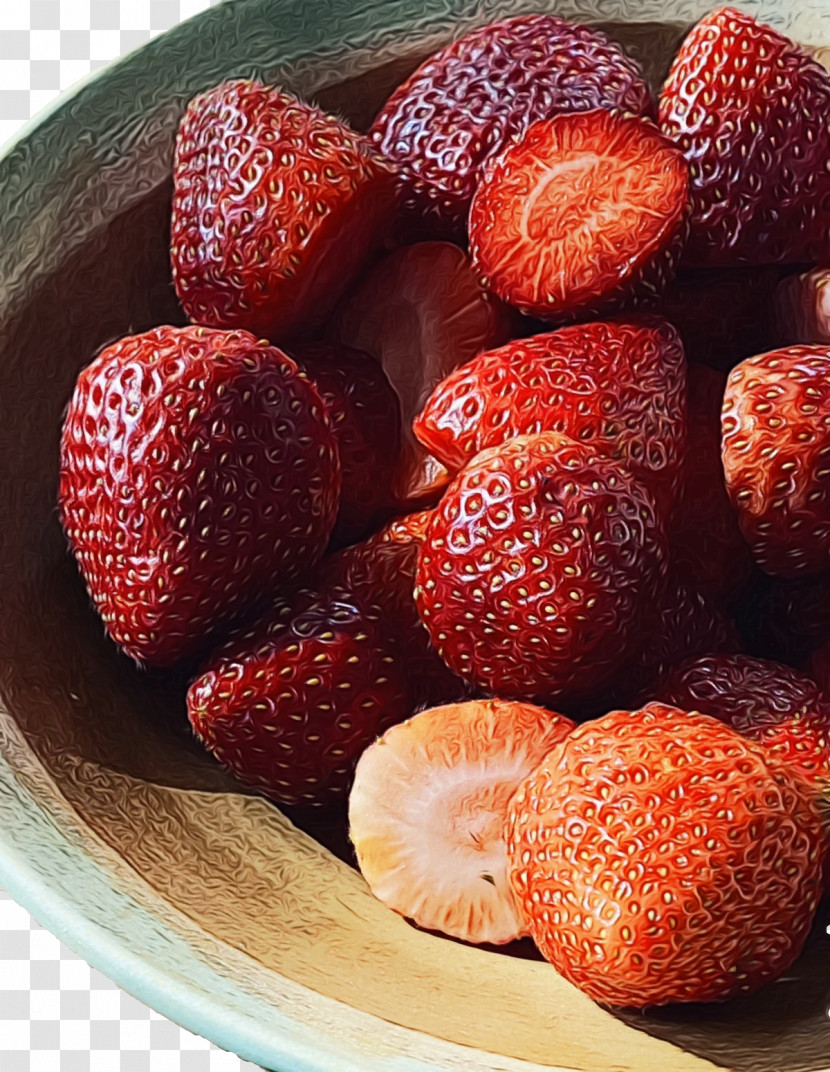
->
[288, 342, 401, 547]
[58, 325, 339, 668]
[655, 653, 830, 799]
[659, 7, 830, 267]
[171, 80, 397, 342]
[331, 241, 512, 507]
[505, 703, 825, 1007]
[670, 362, 751, 601]
[349, 699, 575, 944]
[414, 432, 668, 705]
[320, 510, 466, 708]
[187, 584, 410, 806]
[469, 110, 689, 322]
[369, 13, 654, 241]
[414, 316, 687, 515]
[774, 267, 830, 347]
[721, 345, 830, 578]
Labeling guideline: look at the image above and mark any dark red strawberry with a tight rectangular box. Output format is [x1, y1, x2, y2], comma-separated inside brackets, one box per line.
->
[774, 267, 830, 347]
[469, 111, 689, 322]
[370, 13, 654, 241]
[659, 7, 830, 267]
[288, 342, 401, 547]
[58, 325, 339, 668]
[736, 568, 830, 665]
[187, 584, 410, 806]
[722, 345, 830, 578]
[321, 511, 466, 708]
[506, 702, 825, 1007]
[414, 316, 686, 515]
[171, 80, 397, 342]
[330, 241, 512, 506]
[655, 268, 780, 370]
[810, 640, 830, 695]
[655, 653, 830, 798]
[414, 432, 668, 705]
[670, 362, 751, 601]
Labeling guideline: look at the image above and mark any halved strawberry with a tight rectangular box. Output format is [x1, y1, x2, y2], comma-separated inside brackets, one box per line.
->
[171, 80, 397, 342]
[369, 13, 654, 241]
[330, 241, 512, 506]
[659, 7, 830, 267]
[349, 699, 575, 944]
[469, 110, 689, 322]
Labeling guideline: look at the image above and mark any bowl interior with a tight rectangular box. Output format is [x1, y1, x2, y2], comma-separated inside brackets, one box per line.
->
[1, 2, 830, 1071]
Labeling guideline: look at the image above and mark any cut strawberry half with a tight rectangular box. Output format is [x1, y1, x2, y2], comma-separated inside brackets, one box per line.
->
[469, 110, 689, 322]
[349, 699, 575, 945]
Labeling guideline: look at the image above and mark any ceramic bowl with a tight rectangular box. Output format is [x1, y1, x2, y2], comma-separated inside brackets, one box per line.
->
[1, 1, 829, 1069]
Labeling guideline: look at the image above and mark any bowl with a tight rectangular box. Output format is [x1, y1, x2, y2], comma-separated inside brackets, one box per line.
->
[1, 2, 829, 1070]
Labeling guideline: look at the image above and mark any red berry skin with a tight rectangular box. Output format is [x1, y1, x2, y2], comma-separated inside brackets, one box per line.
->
[670, 362, 751, 601]
[320, 511, 467, 708]
[469, 111, 689, 323]
[58, 325, 340, 668]
[721, 345, 830, 579]
[659, 7, 830, 267]
[774, 267, 830, 347]
[414, 317, 686, 515]
[330, 241, 512, 508]
[187, 585, 410, 806]
[288, 342, 401, 548]
[505, 703, 825, 1007]
[742, 571, 830, 665]
[171, 81, 397, 342]
[414, 432, 668, 705]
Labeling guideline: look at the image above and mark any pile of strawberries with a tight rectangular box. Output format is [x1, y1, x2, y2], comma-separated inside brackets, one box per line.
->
[57, 7, 830, 1010]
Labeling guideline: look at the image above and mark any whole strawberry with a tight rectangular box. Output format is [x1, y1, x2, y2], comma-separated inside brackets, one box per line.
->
[722, 345, 830, 578]
[414, 317, 686, 514]
[188, 584, 410, 806]
[414, 432, 668, 704]
[505, 703, 825, 1007]
[58, 325, 339, 667]
[289, 342, 401, 548]
[171, 80, 397, 342]
[370, 14, 654, 241]
[774, 267, 830, 347]
[659, 7, 830, 266]
[469, 111, 689, 322]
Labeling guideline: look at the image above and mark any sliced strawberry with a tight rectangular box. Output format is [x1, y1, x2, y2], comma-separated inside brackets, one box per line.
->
[414, 316, 686, 515]
[659, 7, 830, 267]
[369, 13, 654, 241]
[330, 241, 512, 506]
[187, 584, 410, 806]
[320, 510, 466, 708]
[469, 110, 689, 322]
[670, 362, 751, 601]
[722, 345, 830, 578]
[774, 268, 830, 347]
[349, 699, 575, 944]
[289, 342, 401, 547]
[171, 81, 397, 342]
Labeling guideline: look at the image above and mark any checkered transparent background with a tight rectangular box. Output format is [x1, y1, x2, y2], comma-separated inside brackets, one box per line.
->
[1, 6, 265, 1069]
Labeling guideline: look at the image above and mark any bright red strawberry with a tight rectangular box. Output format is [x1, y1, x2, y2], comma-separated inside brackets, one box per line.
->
[774, 267, 830, 347]
[321, 510, 466, 707]
[369, 14, 654, 241]
[414, 316, 686, 514]
[414, 432, 668, 705]
[670, 362, 751, 601]
[330, 241, 512, 506]
[505, 703, 825, 1006]
[722, 345, 830, 578]
[349, 699, 575, 945]
[655, 268, 780, 370]
[659, 7, 830, 267]
[58, 325, 339, 668]
[187, 584, 410, 806]
[288, 342, 401, 548]
[469, 111, 689, 322]
[655, 653, 830, 798]
[171, 80, 397, 342]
